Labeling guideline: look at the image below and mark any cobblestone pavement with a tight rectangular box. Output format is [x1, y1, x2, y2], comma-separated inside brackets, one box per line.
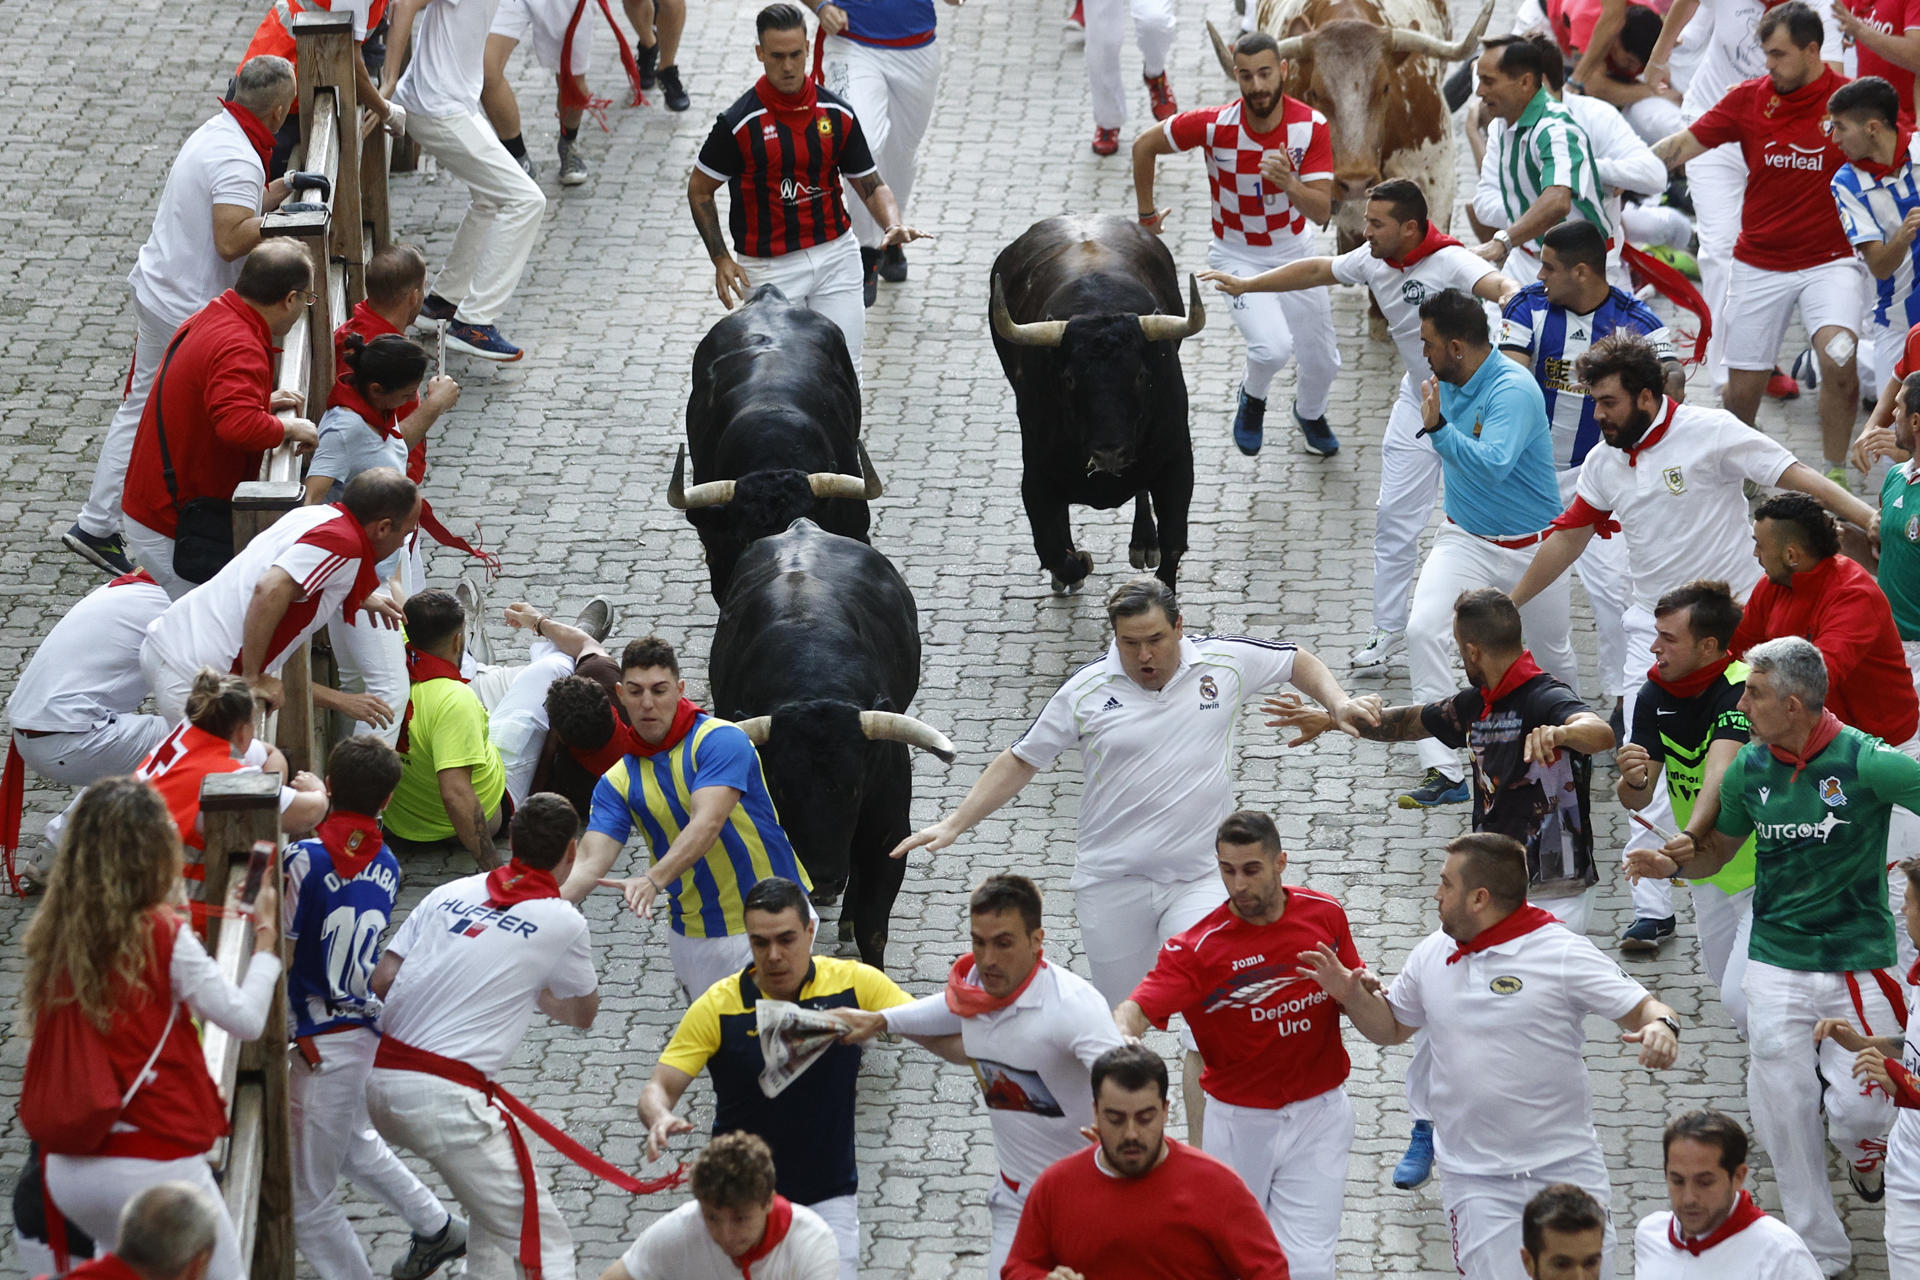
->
[0, 0, 1896, 1274]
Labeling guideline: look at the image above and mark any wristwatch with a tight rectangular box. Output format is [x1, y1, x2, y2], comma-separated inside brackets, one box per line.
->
[1492, 229, 1512, 255]
[1656, 1015, 1682, 1038]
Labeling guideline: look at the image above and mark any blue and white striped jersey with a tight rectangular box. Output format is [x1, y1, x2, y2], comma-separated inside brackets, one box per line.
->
[1497, 283, 1674, 468]
[1833, 137, 1920, 332]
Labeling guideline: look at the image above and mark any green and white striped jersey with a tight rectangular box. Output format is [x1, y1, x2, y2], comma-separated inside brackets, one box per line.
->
[1490, 89, 1614, 249]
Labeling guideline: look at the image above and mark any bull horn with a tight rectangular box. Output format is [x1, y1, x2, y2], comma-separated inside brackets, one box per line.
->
[990, 275, 1068, 348]
[733, 716, 772, 745]
[859, 711, 957, 763]
[666, 444, 737, 510]
[806, 441, 885, 501]
[1138, 274, 1207, 343]
[1205, 19, 1237, 77]
[1388, 0, 1495, 59]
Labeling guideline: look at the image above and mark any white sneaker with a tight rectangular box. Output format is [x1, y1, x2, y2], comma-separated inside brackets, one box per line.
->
[1350, 628, 1404, 671]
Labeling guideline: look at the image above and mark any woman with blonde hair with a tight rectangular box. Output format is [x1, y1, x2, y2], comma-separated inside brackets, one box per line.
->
[22, 775, 281, 1280]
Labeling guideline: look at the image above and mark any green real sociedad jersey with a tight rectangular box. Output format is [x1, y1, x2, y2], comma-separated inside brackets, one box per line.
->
[1716, 724, 1920, 972]
[1879, 461, 1920, 641]
[1630, 662, 1755, 895]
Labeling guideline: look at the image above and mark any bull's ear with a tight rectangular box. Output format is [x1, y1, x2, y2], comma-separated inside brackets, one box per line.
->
[1285, 14, 1310, 37]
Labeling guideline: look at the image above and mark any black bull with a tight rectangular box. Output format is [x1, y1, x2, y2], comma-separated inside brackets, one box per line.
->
[672, 285, 881, 600]
[990, 215, 1205, 591]
[709, 519, 954, 970]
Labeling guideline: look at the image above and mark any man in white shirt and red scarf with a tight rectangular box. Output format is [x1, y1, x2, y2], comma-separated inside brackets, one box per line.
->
[1633, 1111, 1822, 1277]
[828, 873, 1123, 1275]
[369, 792, 679, 1280]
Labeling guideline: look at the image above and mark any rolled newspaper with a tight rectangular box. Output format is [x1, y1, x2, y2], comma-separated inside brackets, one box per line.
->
[755, 999, 846, 1098]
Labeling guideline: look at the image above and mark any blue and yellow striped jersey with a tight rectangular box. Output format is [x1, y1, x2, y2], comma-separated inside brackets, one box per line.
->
[586, 714, 810, 938]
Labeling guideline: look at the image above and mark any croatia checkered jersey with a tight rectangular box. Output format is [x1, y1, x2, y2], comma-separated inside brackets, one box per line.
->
[1833, 134, 1920, 332]
[1162, 97, 1332, 247]
[1497, 283, 1674, 468]
[283, 827, 403, 1038]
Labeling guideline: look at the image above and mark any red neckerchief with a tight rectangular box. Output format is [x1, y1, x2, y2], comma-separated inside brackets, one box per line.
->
[316, 809, 386, 881]
[732, 1195, 794, 1279]
[109, 569, 160, 588]
[1854, 128, 1916, 181]
[485, 857, 563, 907]
[1623, 398, 1679, 467]
[754, 74, 820, 134]
[1386, 222, 1465, 270]
[569, 717, 649, 778]
[327, 370, 404, 440]
[630, 698, 706, 757]
[397, 645, 469, 752]
[1768, 708, 1845, 781]
[1476, 650, 1545, 721]
[1667, 1189, 1767, 1255]
[1648, 654, 1734, 701]
[1446, 903, 1558, 963]
[945, 952, 1047, 1017]
[218, 98, 275, 177]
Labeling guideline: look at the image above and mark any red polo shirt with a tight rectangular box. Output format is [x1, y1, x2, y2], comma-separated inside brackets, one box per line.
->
[122, 290, 287, 537]
[1731, 553, 1920, 744]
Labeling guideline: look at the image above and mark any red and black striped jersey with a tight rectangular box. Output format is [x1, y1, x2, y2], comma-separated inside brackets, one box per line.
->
[696, 83, 877, 259]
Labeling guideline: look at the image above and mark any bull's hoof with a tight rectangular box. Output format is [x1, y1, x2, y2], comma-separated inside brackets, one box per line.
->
[1049, 550, 1096, 594]
[1129, 544, 1162, 570]
[838, 916, 856, 944]
[1368, 312, 1390, 343]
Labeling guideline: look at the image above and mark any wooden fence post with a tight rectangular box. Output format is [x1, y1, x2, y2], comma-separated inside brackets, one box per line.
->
[294, 11, 367, 306]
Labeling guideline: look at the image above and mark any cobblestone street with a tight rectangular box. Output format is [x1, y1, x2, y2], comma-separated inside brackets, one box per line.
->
[0, 0, 1895, 1273]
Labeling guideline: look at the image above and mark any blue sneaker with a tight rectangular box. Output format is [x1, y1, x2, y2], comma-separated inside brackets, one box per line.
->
[1294, 404, 1340, 456]
[1232, 388, 1266, 456]
[61, 523, 134, 575]
[444, 321, 523, 363]
[1397, 768, 1469, 809]
[1394, 1120, 1434, 1189]
[419, 293, 458, 323]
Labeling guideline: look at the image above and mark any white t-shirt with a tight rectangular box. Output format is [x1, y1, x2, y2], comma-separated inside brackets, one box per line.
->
[1632, 1208, 1823, 1278]
[1329, 243, 1500, 383]
[142, 504, 372, 681]
[619, 1199, 838, 1280]
[1011, 636, 1297, 886]
[394, 0, 501, 119]
[128, 111, 265, 329]
[1573, 398, 1794, 610]
[882, 962, 1123, 1193]
[1385, 921, 1649, 1177]
[7, 575, 172, 733]
[1683, 0, 1842, 120]
[378, 872, 596, 1077]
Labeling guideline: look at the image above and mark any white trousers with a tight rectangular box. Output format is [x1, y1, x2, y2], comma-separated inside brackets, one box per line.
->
[1084, 0, 1174, 129]
[83, 293, 185, 538]
[1373, 376, 1444, 635]
[1558, 467, 1631, 699]
[1623, 94, 1685, 146]
[1684, 143, 1745, 388]
[124, 517, 194, 600]
[1889, 1190, 1920, 1274]
[1744, 959, 1900, 1273]
[45, 1153, 247, 1280]
[1073, 869, 1225, 1004]
[987, 1180, 1024, 1278]
[1201, 1089, 1353, 1280]
[328, 604, 409, 747]
[403, 108, 547, 328]
[1407, 522, 1577, 777]
[471, 639, 578, 805]
[820, 38, 938, 248]
[141, 638, 205, 727]
[367, 1068, 575, 1280]
[12, 713, 170, 787]
[740, 234, 866, 376]
[1441, 1147, 1614, 1280]
[1207, 240, 1339, 415]
[667, 928, 754, 1004]
[807, 1191, 859, 1280]
[292, 1028, 450, 1280]
[1617, 604, 1678, 922]
[1693, 882, 1753, 1036]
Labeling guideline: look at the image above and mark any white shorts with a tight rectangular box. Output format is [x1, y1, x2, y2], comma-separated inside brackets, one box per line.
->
[668, 929, 754, 1004]
[490, 0, 592, 75]
[1722, 257, 1866, 372]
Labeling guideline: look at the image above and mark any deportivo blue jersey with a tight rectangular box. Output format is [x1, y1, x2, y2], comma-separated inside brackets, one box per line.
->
[1834, 146, 1920, 331]
[283, 836, 403, 1038]
[1497, 283, 1674, 468]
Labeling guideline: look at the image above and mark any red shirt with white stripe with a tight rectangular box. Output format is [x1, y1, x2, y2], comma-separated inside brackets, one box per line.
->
[143, 502, 378, 682]
[1163, 96, 1332, 249]
[1130, 888, 1359, 1109]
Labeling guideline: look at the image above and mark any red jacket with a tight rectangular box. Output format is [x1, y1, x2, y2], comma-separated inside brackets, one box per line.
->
[122, 291, 287, 538]
[1731, 553, 1920, 744]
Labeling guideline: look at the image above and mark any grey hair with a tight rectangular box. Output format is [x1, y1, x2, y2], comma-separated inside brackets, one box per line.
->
[116, 1181, 222, 1275]
[1745, 636, 1828, 712]
[1104, 575, 1180, 628]
[233, 55, 296, 115]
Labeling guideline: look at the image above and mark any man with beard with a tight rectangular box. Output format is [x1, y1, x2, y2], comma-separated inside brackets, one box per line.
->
[1000, 1044, 1290, 1280]
[1112, 810, 1361, 1280]
[1298, 833, 1679, 1280]
[1632, 1111, 1821, 1277]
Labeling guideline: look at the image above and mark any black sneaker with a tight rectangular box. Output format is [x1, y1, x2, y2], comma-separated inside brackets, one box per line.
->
[62, 523, 134, 575]
[879, 243, 908, 283]
[391, 1215, 468, 1280]
[420, 293, 458, 323]
[1851, 1150, 1888, 1203]
[1294, 404, 1340, 456]
[636, 37, 659, 90]
[658, 65, 690, 112]
[1619, 915, 1676, 952]
[861, 246, 880, 308]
